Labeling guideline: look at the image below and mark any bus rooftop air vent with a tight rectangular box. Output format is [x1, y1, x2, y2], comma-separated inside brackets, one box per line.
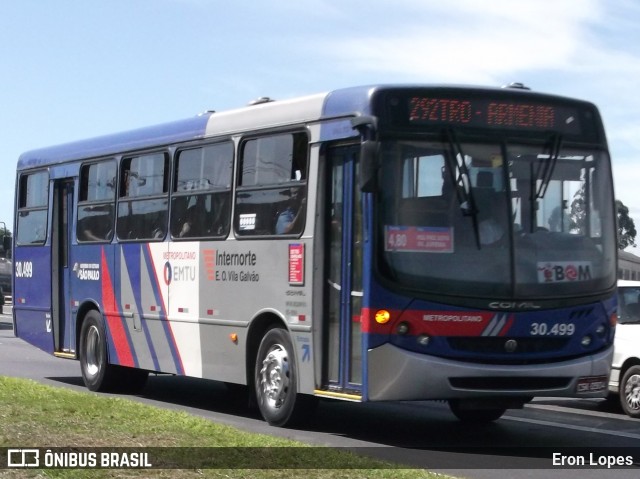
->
[248, 97, 274, 106]
[503, 82, 531, 90]
[197, 110, 216, 116]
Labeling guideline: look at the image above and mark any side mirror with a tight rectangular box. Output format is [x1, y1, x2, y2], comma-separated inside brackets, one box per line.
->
[351, 116, 379, 193]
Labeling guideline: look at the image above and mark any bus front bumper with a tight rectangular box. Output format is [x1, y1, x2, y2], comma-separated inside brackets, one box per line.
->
[367, 343, 613, 401]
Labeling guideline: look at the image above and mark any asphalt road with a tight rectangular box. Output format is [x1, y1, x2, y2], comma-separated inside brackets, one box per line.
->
[1, 311, 639, 478]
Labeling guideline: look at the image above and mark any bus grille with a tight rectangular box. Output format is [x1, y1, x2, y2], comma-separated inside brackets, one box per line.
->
[449, 376, 571, 391]
[447, 337, 569, 355]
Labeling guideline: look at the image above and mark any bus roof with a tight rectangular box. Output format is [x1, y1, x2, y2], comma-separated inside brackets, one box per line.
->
[17, 92, 330, 170]
[17, 84, 591, 171]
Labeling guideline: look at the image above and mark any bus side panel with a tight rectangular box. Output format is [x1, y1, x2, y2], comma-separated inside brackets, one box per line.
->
[67, 239, 316, 386]
[72, 242, 193, 377]
[69, 245, 110, 309]
[192, 240, 314, 389]
[71, 244, 124, 363]
[13, 246, 53, 353]
[110, 243, 183, 374]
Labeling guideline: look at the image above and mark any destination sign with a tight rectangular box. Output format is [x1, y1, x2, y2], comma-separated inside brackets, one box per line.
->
[407, 96, 581, 134]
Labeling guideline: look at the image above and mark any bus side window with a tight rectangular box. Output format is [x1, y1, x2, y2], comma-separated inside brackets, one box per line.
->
[77, 160, 116, 242]
[170, 142, 233, 239]
[235, 132, 308, 236]
[117, 153, 169, 241]
[16, 170, 49, 245]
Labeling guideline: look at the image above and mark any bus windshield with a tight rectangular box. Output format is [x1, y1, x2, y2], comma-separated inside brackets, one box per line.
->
[377, 137, 616, 300]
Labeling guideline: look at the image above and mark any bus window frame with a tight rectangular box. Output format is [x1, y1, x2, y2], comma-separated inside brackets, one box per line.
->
[77, 158, 117, 244]
[170, 140, 234, 241]
[16, 169, 50, 246]
[116, 150, 170, 242]
[234, 130, 310, 239]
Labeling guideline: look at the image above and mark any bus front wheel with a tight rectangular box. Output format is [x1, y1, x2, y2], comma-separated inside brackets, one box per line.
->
[255, 327, 304, 427]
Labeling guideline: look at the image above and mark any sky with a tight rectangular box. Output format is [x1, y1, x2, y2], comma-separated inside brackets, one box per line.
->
[2, 0, 640, 248]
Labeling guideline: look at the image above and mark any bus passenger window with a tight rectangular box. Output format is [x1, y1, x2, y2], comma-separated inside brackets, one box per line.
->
[170, 142, 233, 239]
[117, 153, 169, 241]
[16, 170, 49, 245]
[77, 160, 116, 242]
[235, 132, 308, 236]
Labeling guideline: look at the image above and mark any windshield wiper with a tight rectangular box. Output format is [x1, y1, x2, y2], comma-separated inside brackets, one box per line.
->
[534, 133, 563, 200]
[444, 128, 481, 249]
[522, 133, 563, 233]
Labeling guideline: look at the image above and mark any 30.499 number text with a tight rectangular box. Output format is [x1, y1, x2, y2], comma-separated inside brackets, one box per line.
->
[15, 261, 33, 278]
[530, 322, 575, 336]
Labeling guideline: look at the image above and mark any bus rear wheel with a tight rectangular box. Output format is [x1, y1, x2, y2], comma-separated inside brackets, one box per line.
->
[79, 310, 117, 392]
[79, 310, 148, 393]
[255, 327, 304, 427]
[620, 365, 640, 418]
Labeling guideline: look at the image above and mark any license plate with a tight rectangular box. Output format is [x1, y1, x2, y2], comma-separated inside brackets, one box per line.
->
[576, 376, 607, 393]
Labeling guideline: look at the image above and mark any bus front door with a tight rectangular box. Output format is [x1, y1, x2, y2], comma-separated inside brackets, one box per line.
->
[51, 179, 74, 356]
[324, 145, 363, 396]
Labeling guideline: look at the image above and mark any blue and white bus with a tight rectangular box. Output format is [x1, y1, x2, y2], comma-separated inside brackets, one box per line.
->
[13, 84, 617, 425]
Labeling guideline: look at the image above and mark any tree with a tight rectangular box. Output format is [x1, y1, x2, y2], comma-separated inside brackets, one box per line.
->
[570, 186, 586, 235]
[617, 199, 637, 250]
[569, 190, 635, 250]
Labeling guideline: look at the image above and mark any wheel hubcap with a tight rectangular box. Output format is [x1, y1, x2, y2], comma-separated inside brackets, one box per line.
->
[259, 344, 290, 411]
[85, 325, 101, 377]
[624, 373, 640, 411]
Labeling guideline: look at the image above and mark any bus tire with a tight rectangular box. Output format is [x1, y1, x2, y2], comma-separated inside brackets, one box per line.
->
[254, 326, 303, 427]
[79, 310, 117, 392]
[620, 365, 640, 418]
[448, 399, 506, 423]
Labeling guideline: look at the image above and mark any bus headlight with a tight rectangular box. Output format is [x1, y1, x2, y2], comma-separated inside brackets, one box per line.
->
[595, 324, 606, 337]
[417, 334, 430, 346]
[581, 335, 592, 347]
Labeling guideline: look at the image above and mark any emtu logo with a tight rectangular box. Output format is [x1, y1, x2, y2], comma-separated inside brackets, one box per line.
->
[203, 249, 216, 280]
[163, 261, 172, 285]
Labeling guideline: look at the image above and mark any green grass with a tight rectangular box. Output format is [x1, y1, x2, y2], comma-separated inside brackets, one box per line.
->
[0, 376, 454, 478]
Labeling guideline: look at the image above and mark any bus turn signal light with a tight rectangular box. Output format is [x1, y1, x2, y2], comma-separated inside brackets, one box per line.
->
[230, 333, 238, 344]
[374, 310, 391, 324]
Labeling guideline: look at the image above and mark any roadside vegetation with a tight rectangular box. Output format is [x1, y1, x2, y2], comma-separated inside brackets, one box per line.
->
[0, 376, 452, 478]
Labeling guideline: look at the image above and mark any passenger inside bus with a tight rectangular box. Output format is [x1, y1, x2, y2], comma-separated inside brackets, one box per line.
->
[274, 141, 307, 235]
[474, 171, 506, 246]
[548, 205, 570, 232]
[275, 188, 305, 234]
[178, 206, 197, 237]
